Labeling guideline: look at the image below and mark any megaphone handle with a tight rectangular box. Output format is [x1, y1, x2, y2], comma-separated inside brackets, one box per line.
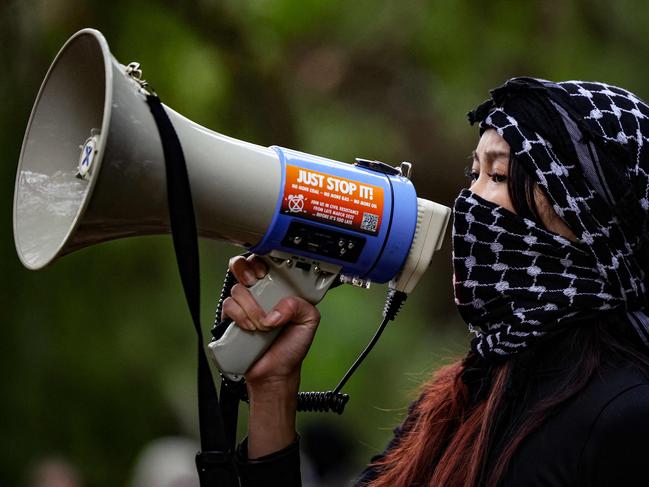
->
[208, 254, 339, 381]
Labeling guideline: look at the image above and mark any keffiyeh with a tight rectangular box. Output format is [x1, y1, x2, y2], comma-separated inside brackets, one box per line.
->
[454, 78, 649, 359]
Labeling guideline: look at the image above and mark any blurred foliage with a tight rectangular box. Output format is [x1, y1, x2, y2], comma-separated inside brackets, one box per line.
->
[1, 0, 649, 485]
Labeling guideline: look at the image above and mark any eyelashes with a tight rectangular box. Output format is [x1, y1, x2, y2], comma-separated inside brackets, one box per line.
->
[464, 165, 479, 182]
[463, 165, 507, 183]
[489, 173, 507, 183]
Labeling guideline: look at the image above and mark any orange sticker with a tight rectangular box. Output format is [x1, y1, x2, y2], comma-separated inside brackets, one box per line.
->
[281, 165, 384, 234]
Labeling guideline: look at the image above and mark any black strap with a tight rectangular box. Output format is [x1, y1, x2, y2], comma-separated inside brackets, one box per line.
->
[145, 93, 238, 486]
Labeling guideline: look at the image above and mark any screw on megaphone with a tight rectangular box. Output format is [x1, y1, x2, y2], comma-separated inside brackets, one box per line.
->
[125, 61, 153, 95]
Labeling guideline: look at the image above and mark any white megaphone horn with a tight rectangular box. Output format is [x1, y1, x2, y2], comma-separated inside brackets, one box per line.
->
[14, 29, 451, 381]
[14, 28, 280, 271]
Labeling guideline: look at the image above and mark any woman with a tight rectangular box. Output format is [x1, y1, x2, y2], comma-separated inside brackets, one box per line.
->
[224, 78, 649, 486]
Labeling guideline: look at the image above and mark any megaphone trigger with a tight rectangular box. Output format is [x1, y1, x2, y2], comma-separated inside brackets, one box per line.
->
[208, 251, 341, 381]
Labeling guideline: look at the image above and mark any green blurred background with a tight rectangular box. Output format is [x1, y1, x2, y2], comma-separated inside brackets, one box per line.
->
[2, 1, 648, 485]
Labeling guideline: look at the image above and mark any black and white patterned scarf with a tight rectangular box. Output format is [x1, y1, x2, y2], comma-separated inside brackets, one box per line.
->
[454, 77, 649, 359]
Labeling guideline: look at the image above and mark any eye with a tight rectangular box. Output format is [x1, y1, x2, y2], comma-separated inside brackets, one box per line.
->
[488, 172, 507, 183]
[464, 166, 479, 182]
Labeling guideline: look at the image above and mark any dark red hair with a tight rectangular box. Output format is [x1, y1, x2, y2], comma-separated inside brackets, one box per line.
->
[365, 316, 649, 487]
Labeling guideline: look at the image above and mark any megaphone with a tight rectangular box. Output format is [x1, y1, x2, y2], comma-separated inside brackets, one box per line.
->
[13, 28, 451, 381]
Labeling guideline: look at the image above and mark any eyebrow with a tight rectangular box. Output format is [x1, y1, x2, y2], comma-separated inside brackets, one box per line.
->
[472, 149, 510, 164]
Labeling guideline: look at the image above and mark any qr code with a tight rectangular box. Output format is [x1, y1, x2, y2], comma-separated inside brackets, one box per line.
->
[361, 212, 379, 232]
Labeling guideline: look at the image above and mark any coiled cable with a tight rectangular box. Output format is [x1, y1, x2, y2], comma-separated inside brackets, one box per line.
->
[296, 391, 349, 414]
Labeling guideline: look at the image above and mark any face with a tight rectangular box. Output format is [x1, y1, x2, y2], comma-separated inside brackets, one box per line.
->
[468, 129, 577, 241]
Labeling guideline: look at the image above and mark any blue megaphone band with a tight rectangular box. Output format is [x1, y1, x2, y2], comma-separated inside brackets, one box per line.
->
[250, 147, 418, 283]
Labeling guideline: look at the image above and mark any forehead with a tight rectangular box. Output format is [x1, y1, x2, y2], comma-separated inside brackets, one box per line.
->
[475, 128, 510, 156]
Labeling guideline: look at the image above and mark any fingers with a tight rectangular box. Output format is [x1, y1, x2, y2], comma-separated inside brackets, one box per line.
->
[261, 296, 321, 330]
[231, 283, 267, 328]
[222, 255, 269, 329]
[228, 256, 256, 286]
[221, 284, 263, 329]
[221, 296, 256, 331]
[249, 256, 268, 279]
[222, 290, 320, 334]
[229, 255, 268, 286]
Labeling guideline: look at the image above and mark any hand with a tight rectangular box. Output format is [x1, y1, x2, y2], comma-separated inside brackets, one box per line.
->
[221, 255, 321, 389]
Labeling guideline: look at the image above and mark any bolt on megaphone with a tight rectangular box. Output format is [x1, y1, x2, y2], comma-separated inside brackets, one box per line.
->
[13, 29, 451, 381]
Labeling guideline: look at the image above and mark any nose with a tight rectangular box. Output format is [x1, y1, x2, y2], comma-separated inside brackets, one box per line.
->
[469, 178, 487, 198]
[467, 174, 514, 212]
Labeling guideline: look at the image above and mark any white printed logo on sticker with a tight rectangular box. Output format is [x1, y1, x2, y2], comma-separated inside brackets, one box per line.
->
[287, 194, 305, 213]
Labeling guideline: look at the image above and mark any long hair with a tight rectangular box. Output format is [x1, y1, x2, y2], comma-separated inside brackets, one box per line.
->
[367, 157, 649, 487]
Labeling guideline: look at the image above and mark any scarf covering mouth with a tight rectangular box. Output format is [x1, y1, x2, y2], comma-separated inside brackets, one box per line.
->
[456, 77, 649, 360]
